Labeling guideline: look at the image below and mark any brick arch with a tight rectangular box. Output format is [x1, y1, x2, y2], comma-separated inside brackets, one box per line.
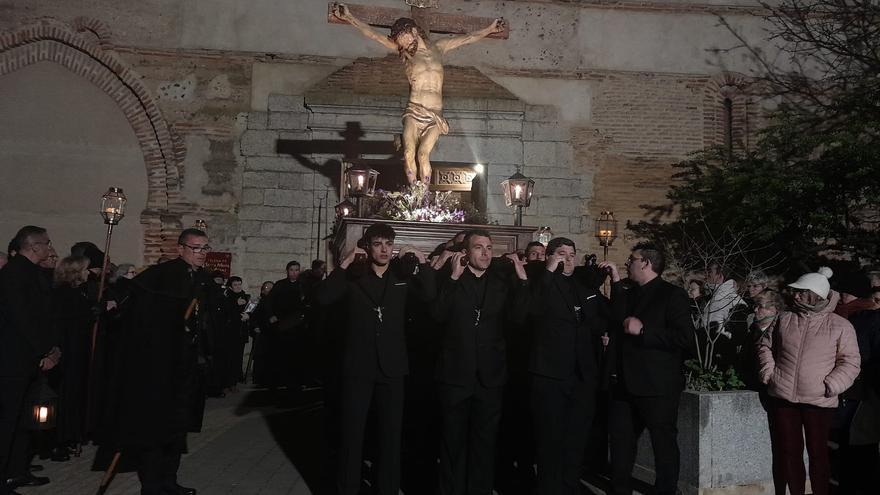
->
[0, 18, 185, 262]
[703, 72, 756, 152]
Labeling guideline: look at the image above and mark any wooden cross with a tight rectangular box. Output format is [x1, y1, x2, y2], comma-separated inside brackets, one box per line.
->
[326, 2, 509, 39]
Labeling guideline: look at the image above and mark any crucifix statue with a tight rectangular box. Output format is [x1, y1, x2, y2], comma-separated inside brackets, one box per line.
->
[330, 2, 507, 185]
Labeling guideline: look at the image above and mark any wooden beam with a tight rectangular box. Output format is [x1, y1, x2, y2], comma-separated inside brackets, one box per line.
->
[327, 3, 509, 39]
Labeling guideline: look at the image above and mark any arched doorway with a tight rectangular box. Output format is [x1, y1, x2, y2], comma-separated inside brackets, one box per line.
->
[0, 61, 147, 263]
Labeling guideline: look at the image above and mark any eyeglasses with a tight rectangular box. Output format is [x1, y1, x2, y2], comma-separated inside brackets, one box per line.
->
[625, 255, 646, 266]
[180, 243, 212, 253]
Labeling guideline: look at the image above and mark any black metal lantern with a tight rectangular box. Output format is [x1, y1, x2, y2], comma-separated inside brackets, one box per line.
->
[100, 187, 127, 225]
[344, 162, 379, 198]
[594, 210, 619, 259]
[501, 172, 535, 226]
[335, 200, 357, 219]
[32, 379, 57, 430]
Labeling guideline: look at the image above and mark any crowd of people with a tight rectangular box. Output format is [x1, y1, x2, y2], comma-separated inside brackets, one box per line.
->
[0, 222, 877, 495]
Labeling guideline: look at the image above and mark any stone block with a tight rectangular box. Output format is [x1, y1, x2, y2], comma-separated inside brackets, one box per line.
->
[634, 391, 777, 494]
[246, 235, 311, 254]
[238, 205, 292, 221]
[240, 188, 264, 205]
[260, 221, 308, 238]
[268, 111, 308, 130]
[277, 173, 303, 190]
[524, 104, 559, 123]
[239, 220, 262, 236]
[267, 94, 305, 112]
[487, 99, 526, 112]
[556, 143, 575, 168]
[537, 197, 581, 216]
[242, 171, 279, 188]
[522, 121, 569, 142]
[523, 141, 556, 167]
[487, 119, 523, 136]
[247, 111, 268, 130]
[264, 189, 314, 207]
[245, 156, 294, 172]
[433, 136, 523, 165]
[240, 130, 279, 157]
[534, 178, 580, 198]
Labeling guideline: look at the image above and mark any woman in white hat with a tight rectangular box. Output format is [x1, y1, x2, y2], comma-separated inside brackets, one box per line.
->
[756, 267, 861, 495]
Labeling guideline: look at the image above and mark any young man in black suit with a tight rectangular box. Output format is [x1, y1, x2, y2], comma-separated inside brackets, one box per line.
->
[315, 223, 435, 495]
[529, 237, 610, 495]
[599, 243, 694, 495]
[432, 229, 530, 495]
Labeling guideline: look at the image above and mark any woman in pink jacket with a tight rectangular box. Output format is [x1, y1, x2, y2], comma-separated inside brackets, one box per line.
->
[757, 267, 860, 495]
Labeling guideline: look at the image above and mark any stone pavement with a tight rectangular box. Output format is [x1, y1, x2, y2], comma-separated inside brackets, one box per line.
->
[18, 385, 631, 495]
[19, 386, 327, 495]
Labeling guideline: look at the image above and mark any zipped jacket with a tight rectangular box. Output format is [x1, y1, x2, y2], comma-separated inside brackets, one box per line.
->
[757, 291, 860, 408]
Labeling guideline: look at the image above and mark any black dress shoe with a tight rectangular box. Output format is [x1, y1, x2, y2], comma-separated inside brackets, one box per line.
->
[172, 484, 196, 495]
[6, 473, 50, 488]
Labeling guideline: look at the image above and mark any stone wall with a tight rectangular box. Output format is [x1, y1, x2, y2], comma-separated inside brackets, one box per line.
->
[0, 0, 773, 289]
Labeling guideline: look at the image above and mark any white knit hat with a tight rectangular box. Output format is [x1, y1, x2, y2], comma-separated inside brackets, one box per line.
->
[788, 266, 834, 299]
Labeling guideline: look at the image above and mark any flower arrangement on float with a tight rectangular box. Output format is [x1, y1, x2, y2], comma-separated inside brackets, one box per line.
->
[365, 182, 485, 224]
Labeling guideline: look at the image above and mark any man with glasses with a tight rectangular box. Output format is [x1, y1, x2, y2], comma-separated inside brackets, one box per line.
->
[0, 226, 59, 494]
[113, 228, 210, 495]
[599, 243, 694, 495]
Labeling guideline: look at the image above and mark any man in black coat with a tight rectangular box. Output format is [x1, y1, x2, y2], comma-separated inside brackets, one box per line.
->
[316, 223, 435, 495]
[0, 226, 58, 494]
[432, 229, 530, 495]
[599, 243, 694, 495]
[264, 260, 305, 390]
[529, 237, 610, 495]
[112, 228, 210, 495]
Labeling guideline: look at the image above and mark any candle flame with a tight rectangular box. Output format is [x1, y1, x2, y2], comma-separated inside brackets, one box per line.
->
[514, 184, 522, 199]
[38, 406, 48, 423]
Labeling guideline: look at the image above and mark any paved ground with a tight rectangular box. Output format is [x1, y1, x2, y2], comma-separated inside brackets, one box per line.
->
[19, 387, 326, 495]
[19, 385, 626, 495]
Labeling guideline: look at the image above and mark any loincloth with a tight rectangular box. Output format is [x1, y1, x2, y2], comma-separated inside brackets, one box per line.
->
[402, 102, 449, 137]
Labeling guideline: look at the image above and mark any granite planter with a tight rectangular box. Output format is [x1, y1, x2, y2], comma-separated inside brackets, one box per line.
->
[633, 389, 776, 495]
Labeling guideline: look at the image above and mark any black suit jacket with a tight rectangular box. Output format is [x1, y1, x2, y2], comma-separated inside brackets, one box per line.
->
[432, 268, 530, 389]
[608, 277, 694, 396]
[316, 261, 436, 379]
[0, 255, 53, 377]
[528, 269, 610, 382]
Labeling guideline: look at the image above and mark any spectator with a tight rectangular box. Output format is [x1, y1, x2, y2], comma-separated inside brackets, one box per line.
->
[524, 241, 545, 262]
[701, 262, 744, 330]
[49, 255, 93, 460]
[833, 270, 874, 319]
[757, 267, 860, 495]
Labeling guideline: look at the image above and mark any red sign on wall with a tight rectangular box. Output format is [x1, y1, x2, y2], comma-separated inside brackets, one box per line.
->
[204, 252, 232, 278]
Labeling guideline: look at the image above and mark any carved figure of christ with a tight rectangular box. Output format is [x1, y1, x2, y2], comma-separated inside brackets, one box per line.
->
[331, 3, 505, 184]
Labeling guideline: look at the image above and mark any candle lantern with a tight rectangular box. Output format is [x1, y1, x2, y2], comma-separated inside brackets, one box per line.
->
[501, 172, 535, 227]
[100, 187, 127, 225]
[344, 162, 379, 198]
[335, 200, 357, 219]
[344, 162, 379, 217]
[536, 226, 554, 246]
[594, 210, 619, 260]
[32, 383, 57, 430]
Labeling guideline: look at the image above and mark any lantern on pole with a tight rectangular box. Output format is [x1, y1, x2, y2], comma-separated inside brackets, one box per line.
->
[500, 172, 535, 227]
[100, 187, 127, 225]
[594, 210, 619, 260]
[536, 226, 553, 246]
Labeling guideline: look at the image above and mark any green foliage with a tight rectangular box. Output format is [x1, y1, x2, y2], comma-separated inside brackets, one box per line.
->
[633, 0, 880, 267]
[684, 359, 746, 392]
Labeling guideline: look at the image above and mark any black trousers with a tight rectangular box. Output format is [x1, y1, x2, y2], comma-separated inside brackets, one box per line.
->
[136, 443, 182, 495]
[531, 374, 596, 495]
[0, 375, 36, 490]
[609, 390, 681, 495]
[337, 373, 404, 495]
[439, 382, 503, 495]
